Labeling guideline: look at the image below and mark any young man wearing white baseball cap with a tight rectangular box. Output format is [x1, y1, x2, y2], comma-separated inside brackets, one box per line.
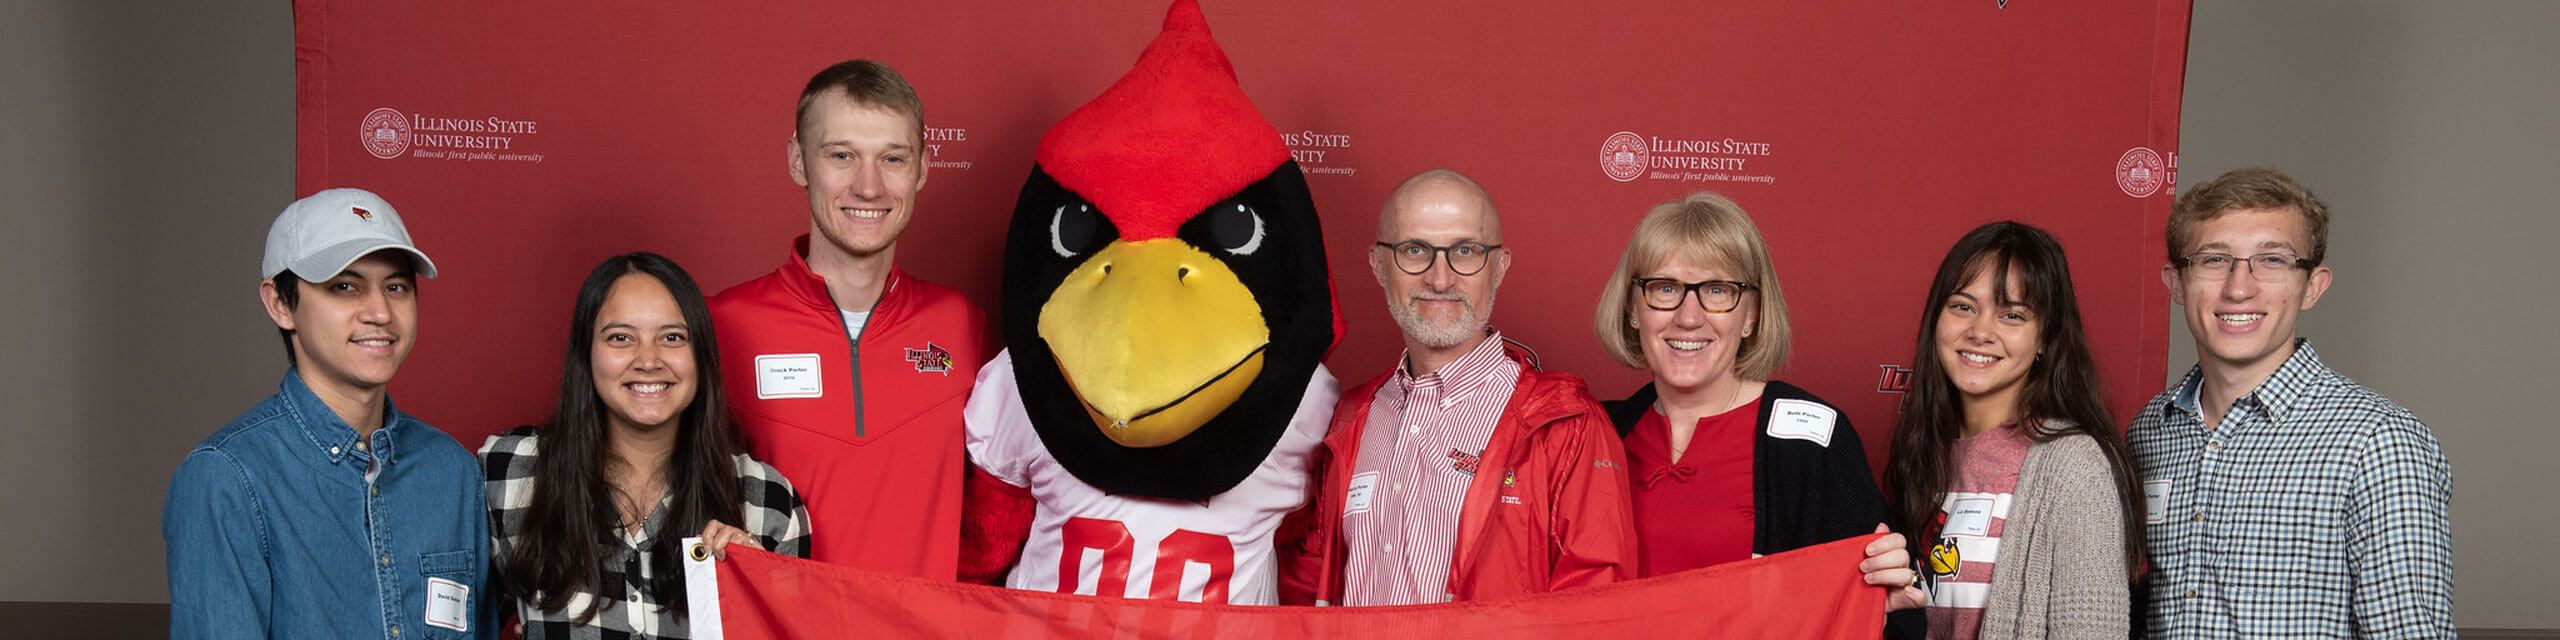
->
[163, 188, 495, 639]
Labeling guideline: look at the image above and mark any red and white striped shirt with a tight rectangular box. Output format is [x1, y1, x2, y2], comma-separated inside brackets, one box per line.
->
[1927, 421, 2031, 640]
[1339, 333, 1521, 606]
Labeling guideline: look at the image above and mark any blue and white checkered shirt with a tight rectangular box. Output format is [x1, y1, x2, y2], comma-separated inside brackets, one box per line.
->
[2128, 339, 2452, 639]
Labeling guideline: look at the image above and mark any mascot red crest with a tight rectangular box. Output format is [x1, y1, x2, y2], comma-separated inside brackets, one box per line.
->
[959, 0, 1341, 605]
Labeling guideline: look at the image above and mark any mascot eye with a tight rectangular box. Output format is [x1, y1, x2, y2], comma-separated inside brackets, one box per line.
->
[1051, 203, 1102, 258]
[1209, 203, 1265, 255]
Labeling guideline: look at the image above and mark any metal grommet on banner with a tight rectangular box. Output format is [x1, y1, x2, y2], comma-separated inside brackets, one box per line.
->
[689, 540, 710, 562]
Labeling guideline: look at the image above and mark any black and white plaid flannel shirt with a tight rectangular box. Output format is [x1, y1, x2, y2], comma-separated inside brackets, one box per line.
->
[481, 426, 812, 639]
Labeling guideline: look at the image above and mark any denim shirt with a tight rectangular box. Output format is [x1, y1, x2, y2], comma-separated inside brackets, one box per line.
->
[164, 370, 495, 639]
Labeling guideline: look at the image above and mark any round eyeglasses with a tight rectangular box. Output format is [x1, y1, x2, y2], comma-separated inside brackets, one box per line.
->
[1375, 240, 1504, 276]
[2175, 252, 2315, 283]
[1633, 277, 1756, 312]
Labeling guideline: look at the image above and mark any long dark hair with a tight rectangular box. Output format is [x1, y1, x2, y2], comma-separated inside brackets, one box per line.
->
[500, 252, 745, 621]
[1885, 222, 2146, 585]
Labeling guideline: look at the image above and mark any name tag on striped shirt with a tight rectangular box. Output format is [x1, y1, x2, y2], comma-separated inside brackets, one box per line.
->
[1943, 498, 1997, 537]
[1345, 472, 1378, 516]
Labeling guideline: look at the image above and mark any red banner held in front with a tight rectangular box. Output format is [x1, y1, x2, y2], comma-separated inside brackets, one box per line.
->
[704, 534, 1889, 639]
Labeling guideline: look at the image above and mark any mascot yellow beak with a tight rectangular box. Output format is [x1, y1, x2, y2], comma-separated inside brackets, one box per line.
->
[1038, 238, 1267, 448]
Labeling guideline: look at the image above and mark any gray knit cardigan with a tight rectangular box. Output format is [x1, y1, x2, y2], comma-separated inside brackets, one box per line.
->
[1972, 427, 2131, 640]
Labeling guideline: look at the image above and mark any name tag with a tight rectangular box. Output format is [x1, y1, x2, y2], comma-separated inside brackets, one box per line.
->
[756, 353, 824, 399]
[1344, 472, 1378, 516]
[424, 577, 469, 632]
[2143, 480, 2171, 524]
[1942, 497, 1997, 537]
[1766, 399, 1836, 447]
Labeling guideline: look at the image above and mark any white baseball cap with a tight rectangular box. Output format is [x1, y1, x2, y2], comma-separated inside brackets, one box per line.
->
[261, 187, 440, 281]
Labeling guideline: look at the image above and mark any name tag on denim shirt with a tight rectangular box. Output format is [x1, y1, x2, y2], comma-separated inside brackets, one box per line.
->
[425, 577, 469, 631]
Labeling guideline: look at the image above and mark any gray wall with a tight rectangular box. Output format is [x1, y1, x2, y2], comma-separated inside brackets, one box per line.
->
[0, 0, 293, 603]
[2174, 0, 2560, 630]
[1, 0, 2553, 631]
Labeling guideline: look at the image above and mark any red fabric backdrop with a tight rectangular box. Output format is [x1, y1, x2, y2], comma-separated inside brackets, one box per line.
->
[294, 0, 2191, 476]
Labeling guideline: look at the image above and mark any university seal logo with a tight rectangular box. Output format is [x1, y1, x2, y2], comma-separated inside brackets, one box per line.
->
[1600, 131, 1649, 183]
[361, 108, 412, 160]
[2116, 146, 2166, 197]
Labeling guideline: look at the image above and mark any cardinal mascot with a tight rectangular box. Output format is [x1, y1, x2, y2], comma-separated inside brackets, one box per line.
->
[957, 0, 1342, 606]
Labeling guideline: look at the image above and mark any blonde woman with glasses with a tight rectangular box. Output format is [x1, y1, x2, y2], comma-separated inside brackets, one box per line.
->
[1594, 192, 1924, 636]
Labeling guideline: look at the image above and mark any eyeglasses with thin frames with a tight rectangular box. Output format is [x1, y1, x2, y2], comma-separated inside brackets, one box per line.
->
[2174, 252, 2315, 283]
[1375, 240, 1504, 276]
[1632, 277, 1756, 312]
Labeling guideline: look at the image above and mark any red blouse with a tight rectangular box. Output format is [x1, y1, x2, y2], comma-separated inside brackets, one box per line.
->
[1623, 402, 1758, 576]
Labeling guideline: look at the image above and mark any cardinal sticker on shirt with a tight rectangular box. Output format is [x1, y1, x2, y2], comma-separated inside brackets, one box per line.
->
[1929, 538, 1962, 578]
[1927, 511, 1961, 578]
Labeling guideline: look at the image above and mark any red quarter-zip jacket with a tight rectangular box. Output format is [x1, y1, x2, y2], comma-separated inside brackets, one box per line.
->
[710, 236, 992, 578]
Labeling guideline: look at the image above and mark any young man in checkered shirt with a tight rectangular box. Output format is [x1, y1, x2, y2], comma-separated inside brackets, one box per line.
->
[2130, 167, 2453, 638]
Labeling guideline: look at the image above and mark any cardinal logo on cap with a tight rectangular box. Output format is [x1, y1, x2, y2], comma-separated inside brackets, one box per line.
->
[350, 207, 373, 221]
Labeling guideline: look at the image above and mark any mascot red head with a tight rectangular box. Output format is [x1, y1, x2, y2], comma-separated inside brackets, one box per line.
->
[1006, 0, 1338, 499]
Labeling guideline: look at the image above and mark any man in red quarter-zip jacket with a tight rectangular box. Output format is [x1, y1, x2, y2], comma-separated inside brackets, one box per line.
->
[710, 59, 991, 578]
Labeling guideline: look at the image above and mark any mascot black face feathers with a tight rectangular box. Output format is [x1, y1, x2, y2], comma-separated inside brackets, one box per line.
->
[1004, 0, 1338, 500]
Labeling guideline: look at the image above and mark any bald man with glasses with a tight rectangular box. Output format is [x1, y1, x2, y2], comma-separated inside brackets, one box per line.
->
[1280, 168, 1638, 606]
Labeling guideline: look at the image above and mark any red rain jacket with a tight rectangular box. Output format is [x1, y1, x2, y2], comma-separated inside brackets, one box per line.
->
[1281, 341, 1638, 604]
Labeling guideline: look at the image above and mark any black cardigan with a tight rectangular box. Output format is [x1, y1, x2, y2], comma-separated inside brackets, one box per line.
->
[1606, 380, 1923, 639]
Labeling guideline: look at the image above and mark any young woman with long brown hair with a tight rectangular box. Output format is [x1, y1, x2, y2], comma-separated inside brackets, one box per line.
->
[480, 252, 810, 638]
[1885, 222, 2146, 639]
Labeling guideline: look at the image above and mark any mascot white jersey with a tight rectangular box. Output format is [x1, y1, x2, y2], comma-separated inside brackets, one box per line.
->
[967, 353, 1334, 604]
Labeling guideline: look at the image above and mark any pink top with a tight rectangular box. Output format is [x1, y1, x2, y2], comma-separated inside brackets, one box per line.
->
[1926, 420, 2032, 640]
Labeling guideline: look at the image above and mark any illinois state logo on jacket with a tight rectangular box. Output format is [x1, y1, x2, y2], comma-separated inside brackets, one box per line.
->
[710, 236, 992, 578]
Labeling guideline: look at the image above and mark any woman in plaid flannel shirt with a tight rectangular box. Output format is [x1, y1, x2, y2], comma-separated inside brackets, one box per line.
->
[480, 252, 811, 639]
